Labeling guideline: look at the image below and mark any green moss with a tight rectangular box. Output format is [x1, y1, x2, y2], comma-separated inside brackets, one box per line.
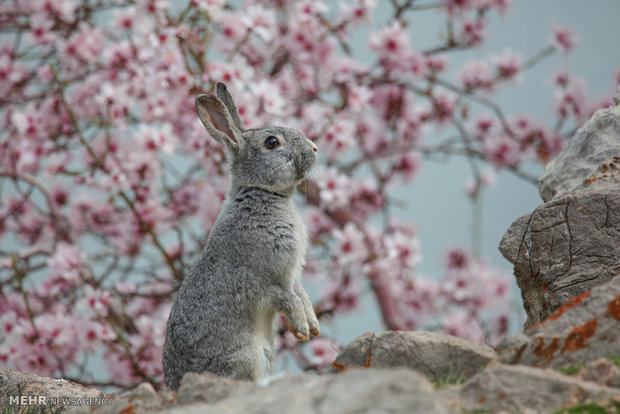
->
[431, 372, 465, 389]
[558, 365, 583, 376]
[553, 400, 620, 414]
[608, 355, 620, 367]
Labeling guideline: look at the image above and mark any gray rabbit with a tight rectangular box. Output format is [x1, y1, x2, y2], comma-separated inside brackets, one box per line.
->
[162, 83, 320, 390]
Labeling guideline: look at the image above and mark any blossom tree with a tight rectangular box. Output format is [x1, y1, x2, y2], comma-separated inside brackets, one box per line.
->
[0, 0, 616, 389]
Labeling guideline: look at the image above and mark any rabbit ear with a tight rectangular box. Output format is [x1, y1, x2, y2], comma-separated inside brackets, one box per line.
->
[216, 82, 245, 132]
[195, 94, 242, 149]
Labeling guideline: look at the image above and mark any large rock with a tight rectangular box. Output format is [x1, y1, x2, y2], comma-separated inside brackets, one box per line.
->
[498, 276, 620, 371]
[176, 371, 249, 405]
[87, 382, 168, 414]
[500, 164, 620, 328]
[578, 358, 620, 389]
[328, 331, 496, 383]
[166, 368, 456, 414]
[0, 368, 109, 410]
[501, 96, 620, 328]
[447, 362, 620, 413]
[538, 101, 620, 202]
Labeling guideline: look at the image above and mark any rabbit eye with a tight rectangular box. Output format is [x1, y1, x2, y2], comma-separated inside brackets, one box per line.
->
[264, 136, 280, 150]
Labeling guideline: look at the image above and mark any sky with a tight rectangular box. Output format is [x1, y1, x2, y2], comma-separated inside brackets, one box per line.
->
[312, 0, 620, 347]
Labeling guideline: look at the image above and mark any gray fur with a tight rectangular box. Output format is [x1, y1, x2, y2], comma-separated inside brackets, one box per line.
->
[163, 83, 320, 390]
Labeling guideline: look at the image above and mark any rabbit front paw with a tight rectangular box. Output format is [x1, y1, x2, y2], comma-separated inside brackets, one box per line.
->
[295, 282, 320, 337]
[308, 315, 320, 337]
[285, 316, 310, 342]
[284, 296, 310, 342]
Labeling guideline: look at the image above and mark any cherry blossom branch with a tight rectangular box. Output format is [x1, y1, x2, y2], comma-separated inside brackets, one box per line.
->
[51, 69, 183, 281]
[432, 77, 514, 135]
[0, 170, 69, 243]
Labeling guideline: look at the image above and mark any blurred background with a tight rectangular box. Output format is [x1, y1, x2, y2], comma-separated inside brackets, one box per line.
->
[313, 0, 620, 344]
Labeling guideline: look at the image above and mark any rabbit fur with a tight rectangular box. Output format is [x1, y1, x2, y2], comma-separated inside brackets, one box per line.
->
[162, 83, 320, 390]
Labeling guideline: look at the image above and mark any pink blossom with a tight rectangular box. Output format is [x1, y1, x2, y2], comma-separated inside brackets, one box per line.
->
[249, 80, 286, 117]
[471, 113, 496, 140]
[492, 49, 521, 81]
[369, 21, 411, 61]
[115, 281, 138, 295]
[552, 76, 587, 121]
[306, 210, 335, 242]
[241, 5, 276, 42]
[310, 338, 339, 369]
[112, 6, 137, 31]
[441, 312, 484, 342]
[333, 223, 368, 265]
[459, 18, 487, 46]
[550, 23, 577, 55]
[315, 168, 353, 211]
[349, 178, 386, 219]
[382, 229, 421, 270]
[46, 242, 85, 285]
[483, 134, 522, 168]
[430, 92, 457, 124]
[347, 84, 373, 111]
[214, 11, 249, 44]
[444, 0, 476, 16]
[322, 117, 356, 157]
[28, 13, 55, 45]
[338, 0, 377, 23]
[0, 311, 20, 337]
[426, 55, 449, 73]
[134, 123, 178, 155]
[322, 273, 361, 313]
[459, 60, 495, 92]
[194, 0, 225, 16]
[79, 286, 113, 317]
[391, 152, 421, 182]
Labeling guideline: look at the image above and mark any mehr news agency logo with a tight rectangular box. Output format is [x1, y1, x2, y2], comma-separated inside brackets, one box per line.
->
[6, 382, 112, 408]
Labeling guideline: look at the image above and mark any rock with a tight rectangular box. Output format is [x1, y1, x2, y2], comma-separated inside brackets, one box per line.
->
[508, 97, 620, 327]
[579, 358, 620, 388]
[166, 368, 456, 414]
[328, 331, 496, 383]
[498, 277, 620, 370]
[0, 368, 110, 411]
[499, 174, 620, 328]
[176, 371, 249, 405]
[538, 101, 620, 202]
[450, 362, 620, 413]
[77, 382, 164, 414]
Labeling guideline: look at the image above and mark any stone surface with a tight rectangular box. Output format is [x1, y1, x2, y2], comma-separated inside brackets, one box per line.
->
[0, 368, 108, 409]
[327, 331, 496, 383]
[449, 362, 620, 414]
[499, 175, 620, 328]
[504, 95, 620, 328]
[579, 358, 620, 389]
[166, 368, 456, 414]
[498, 277, 620, 370]
[176, 371, 249, 405]
[80, 382, 164, 414]
[538, 101, 620, 202]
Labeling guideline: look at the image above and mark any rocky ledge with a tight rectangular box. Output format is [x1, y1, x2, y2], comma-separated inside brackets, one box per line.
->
[2, 302, 620, 414]
[2, 278, 620, 413]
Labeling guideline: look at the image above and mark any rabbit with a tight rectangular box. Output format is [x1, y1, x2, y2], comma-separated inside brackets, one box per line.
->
[162, 83, 320, 390]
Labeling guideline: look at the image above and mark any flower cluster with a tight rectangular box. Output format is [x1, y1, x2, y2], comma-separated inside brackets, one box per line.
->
[0, 0, 617, 388]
